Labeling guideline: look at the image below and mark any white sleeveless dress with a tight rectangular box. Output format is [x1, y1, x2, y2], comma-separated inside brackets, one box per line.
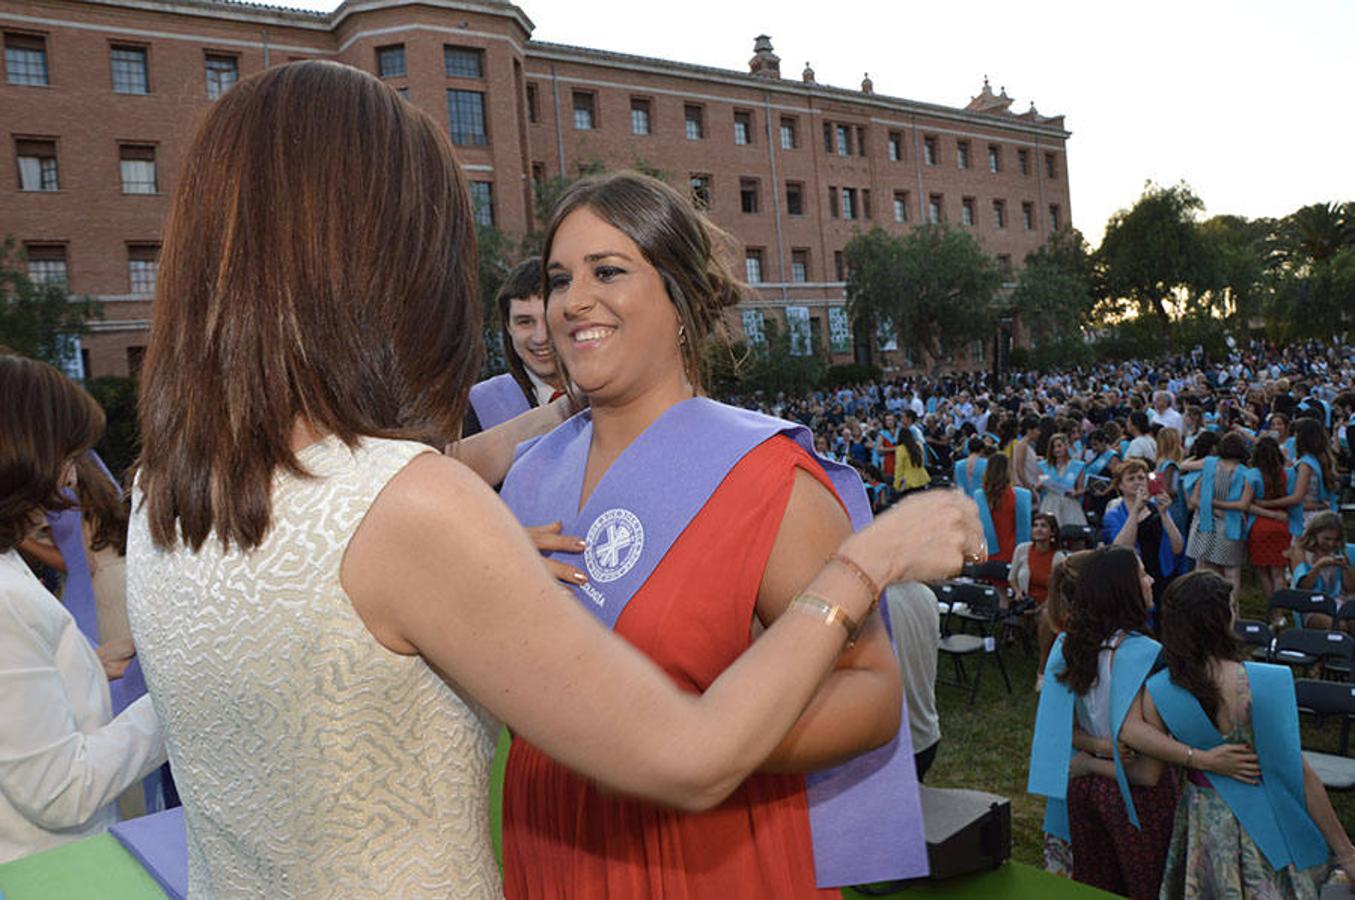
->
[125, 436, 500, 897]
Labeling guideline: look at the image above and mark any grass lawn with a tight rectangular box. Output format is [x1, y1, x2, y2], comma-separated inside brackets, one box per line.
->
[924, 577, 1355, 869]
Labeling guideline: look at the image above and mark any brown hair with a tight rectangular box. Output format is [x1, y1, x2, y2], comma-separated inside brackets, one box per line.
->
[540, 171, 742, 393]
[1297, 510, 1343, 554]
[76, 454, 128, 555]
[496, 257, 552, 398]
[981, 451, 1012, 514]
[0, 352, 105, 553]
[1159, 570, 1243, 722]
[1112, 457, 1150, 491]
[1044, 549, 1093, 635]
[1155, 427, 1182, 464]
[137, 61, 481, 551]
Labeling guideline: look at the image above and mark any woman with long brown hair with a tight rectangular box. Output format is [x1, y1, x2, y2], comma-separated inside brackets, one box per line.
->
[125, 62, 980, 896]
[975, 452, 1033, 563]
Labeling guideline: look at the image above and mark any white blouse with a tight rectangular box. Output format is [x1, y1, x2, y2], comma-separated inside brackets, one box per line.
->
[0, 550, 166, 863]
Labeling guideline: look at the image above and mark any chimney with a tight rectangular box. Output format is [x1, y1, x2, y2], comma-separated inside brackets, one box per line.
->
[802, 61, 815, 83]
[861, 72, 873, 94]
[749, 35, 780, 78]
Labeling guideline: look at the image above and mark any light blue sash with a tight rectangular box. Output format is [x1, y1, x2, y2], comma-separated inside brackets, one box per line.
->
[1146, 664, 1327, 870]
[468, 372, 532, 430]
[1041, 460, 1085, 495]
[1197, 457, 1247, 540]
[501, 397, 929, 886]
[975, 486, 1032, 556]
[1283, 436, 1297, 462]
[952, 456, 988, 496]
[1028, 633, 1161, 839]
[1119, 439, 1131, 458]
[1290, 560, 1341, 596]
[1300, 453, 1337, 511]
[1284, 466, 1305, 536]
[1085, 449, 1117, 481]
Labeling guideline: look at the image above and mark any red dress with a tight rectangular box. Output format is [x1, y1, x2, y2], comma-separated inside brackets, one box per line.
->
[1027, 546, 1056, 603]
[503, 436, 840, 898]
[991, 488, 1018, 563]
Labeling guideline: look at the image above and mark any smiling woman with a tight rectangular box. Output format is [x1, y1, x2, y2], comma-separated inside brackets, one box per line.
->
[497, 172, 979, 894]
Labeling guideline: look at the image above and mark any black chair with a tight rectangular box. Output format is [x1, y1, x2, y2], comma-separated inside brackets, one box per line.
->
[1295, 679, 1355, 791]
[1059, 524, 1096, 551]
[1271, 629, 1355, 680]
[1234, 619, 1273, 663]
[1269, 589, 1337, 629]
[935, 582, 1012, 704]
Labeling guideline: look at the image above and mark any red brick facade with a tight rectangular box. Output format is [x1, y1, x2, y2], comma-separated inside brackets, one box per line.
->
[0, 0, 1071, 377]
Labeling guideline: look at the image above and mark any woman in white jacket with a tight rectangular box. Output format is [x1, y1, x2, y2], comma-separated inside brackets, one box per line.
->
[1009, 512, 1067, 608]
[0, 352, 166, 863]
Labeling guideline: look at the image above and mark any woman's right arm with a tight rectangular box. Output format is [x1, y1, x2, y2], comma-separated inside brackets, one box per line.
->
[1128, 691, 1259, 783]
[17, 537, 66, 573]
[342, 455, 978, 812]
[444, 397, 574, 487]
[1259, 464, 1308, 510]
[1112, 498, 1140, 548]
[0, 594, 167, 830]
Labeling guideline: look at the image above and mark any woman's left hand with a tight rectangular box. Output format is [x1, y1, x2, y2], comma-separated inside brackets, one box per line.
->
[96, 638, 137, 681]
[524, 522, 589, 586]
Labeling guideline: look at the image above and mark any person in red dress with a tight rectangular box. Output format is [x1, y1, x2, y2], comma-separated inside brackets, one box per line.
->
[1245, 437, 1293, 607]
[977, 453, 1021, 563]
[502, 172, 976, 897]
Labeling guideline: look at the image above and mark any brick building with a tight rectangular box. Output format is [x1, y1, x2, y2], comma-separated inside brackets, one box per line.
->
[1, 0, 1071, 378]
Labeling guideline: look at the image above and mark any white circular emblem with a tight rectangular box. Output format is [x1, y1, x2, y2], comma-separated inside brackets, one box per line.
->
[584, 508, 645, 584]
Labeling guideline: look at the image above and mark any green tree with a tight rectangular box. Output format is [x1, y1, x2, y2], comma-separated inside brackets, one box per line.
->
[844, 225, 1001, 372]
[1265, 201, 1355, 340]
[0, 237, 102, 368]
[1010, 227, 1095, 347]
[1095, 182, 1217, 327]
[1197, 214, 1272, 328]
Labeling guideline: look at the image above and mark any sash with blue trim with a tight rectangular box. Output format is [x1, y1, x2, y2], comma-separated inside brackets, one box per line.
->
[500, 397, 928, 886]
[468, 372, 532, 430]
[975, 486, 1032, 556]
[1146, 663, 1327, 870]
[1041, 460, 1085, 496]
[1028, 632, 1161, 839]
[1197, 457, 1248, 540]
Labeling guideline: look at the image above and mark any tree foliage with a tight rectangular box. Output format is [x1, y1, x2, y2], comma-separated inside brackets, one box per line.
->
[0, 237, 102, 369]
[844, 225, 1001, 371]
[1011, 227, 1095, 347]
[1095, 182, 1217, 325]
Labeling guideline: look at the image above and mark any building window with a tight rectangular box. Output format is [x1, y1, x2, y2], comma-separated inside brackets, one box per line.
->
[861, 188, 873, 220]
[126, 346, 146, 378]
[856, 125, 866, 157]
[572, 91, 596, 130]
[531, 161, 545, 185]
[988, 144, 1001, 173]
[992, 199, 1006, 229]
[1022, 201, 1034, 230]
[470, 181, 494, 226]
[443, 45, 483, 78]
[956, 140, 970, 169]
[204, 54, 238, 99]
[1049, 204, 1061, 231]
[447, 90, 488, 145]
[835, 124, 851, 156]
[396, 86, 410, 101]
[833, 251, 845, 282]
[779, 116, 797, 150]
[893, 191, 909, 223]
[739, 178, 759, 214]
[376, 44, 405, 79]
[841, 187, 855, 220]
[1018, 148, 1030, 175]
[887, 131, 902, 162]
[127, 244, 159, 294]
[928, 194, 943, 224]
[997, 254, 1013, 279]
[744, 248, 764, 284]
[828, 185, 839, 218]
[110, 45, 149, 94]
[630, 97, 652, 135]
[791, 249, 809, 283]
[15, 138, 58, 191]
[24, 244, 67, 285]
[684, 104, 704, 140]
[786, 181, 804, 216]
[923, 135, 937, 166]
[5, 33, 49, 86]
[823, 123, 833, 154]
[525, 83, 539, 123]
[1046, 152, 1058, 178]
[734, 110, 752, 145]
[689, 173, 711, 209]
[961, 197, 975, 226]
[119, 144, 157, 193]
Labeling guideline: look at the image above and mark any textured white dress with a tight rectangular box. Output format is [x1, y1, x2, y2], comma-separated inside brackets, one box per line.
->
[126, 437, 501, 897]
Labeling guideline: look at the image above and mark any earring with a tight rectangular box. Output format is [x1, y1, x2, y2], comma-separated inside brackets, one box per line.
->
[678, 324, 687, 347]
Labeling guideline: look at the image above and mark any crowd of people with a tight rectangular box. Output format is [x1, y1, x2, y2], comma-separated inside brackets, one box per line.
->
[1, 57, 1353, 900]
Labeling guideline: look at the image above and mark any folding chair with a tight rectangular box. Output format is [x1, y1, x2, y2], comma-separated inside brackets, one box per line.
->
[1233, 619, 1273, 663]
[1295, 679, 1355, 791]
[935, 582, 1011, 704]
[1269, 589, 1337, 630]
[1059, 524, 1095, 552]
[1270, 629, 1355, 681]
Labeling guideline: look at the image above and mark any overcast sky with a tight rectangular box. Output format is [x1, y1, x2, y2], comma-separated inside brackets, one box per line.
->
[297, 0, 1353, 246]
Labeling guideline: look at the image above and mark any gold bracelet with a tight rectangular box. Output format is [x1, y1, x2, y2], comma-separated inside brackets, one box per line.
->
[1184, 747, 1194, 769]
[790, 593, 864, 647]
[827, 551, 882, 601]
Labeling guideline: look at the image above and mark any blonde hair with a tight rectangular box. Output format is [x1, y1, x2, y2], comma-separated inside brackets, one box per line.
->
[1297, 510, 1343, 554]
[1156, 428, 1183, 463]
[1113, 457, 1151, 491]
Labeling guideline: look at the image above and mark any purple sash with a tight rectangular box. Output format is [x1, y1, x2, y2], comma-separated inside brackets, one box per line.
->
[501, 397, 928, 886]
[468, 372, 532, 430]
[110, 807, 187, 900]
